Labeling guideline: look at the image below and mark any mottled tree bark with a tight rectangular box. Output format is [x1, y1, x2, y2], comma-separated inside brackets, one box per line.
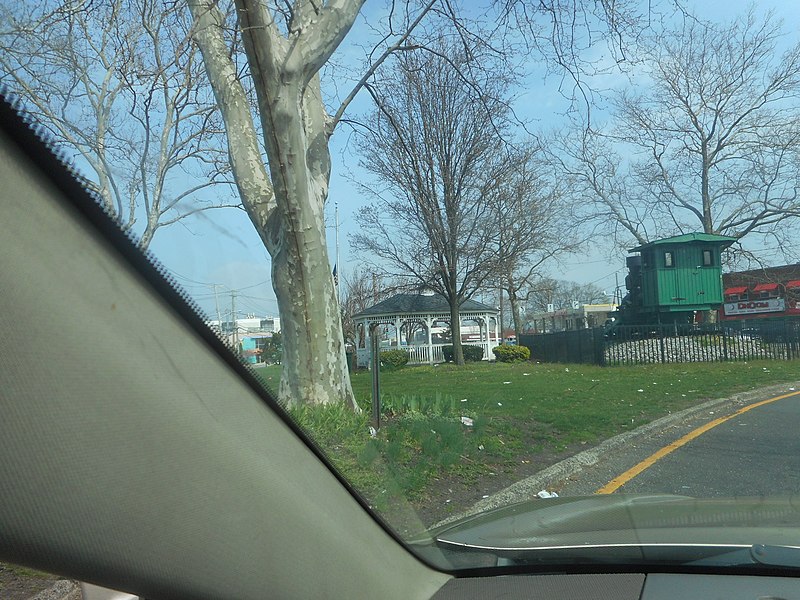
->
[189, 0, 360, 408]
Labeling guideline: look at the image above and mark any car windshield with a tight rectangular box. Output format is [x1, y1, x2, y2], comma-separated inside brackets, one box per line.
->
[4, 0, 800, 577]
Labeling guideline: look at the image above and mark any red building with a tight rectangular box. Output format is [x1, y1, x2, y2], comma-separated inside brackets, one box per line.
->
[721, 265, 800, 321]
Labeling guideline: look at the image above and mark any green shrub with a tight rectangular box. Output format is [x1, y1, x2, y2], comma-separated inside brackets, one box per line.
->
[492, 344, 531, 363]
[463, 345, 484, 362]
[442, 345, 454, 362]
[442, 344, 484, 362]
[379, 349, 409, 370]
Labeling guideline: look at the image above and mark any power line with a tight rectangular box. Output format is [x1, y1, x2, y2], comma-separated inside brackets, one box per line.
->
[238, 293, 279, 308]
[164, 267, 223, 288]
[237, 279, 271, 291]
[585, 267, 625, 286]
[164, 267, 269, 293]
[237, 298, 276, 315]
[212, 283, 223, 325]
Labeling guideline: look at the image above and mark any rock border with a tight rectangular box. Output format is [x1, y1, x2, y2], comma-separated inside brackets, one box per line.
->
[30, 580, 81, 600]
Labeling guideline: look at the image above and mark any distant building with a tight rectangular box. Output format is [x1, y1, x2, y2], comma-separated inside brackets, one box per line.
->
[526, 303, 618, 334]
[205, 315, 281, 364]
[721, 264, 800, 321]
[239, 333, 279, 365]
[207, 315, 281, 335]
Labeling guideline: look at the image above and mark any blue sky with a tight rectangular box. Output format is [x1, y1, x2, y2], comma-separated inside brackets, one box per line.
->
[144, 0, 800, 319]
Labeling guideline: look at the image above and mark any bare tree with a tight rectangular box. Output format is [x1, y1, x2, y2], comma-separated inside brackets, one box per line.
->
[489, 144, 578, 340]
[339, 268, 397, 350]
[350, 40, 510, 366]
[184, 0, 643, 403]
[550, 124, 655, 249]
[0, 0, 235, 247]
[2, 0, 645, 409]
[187, 0, 448, 407]
[496, 0, 653, 119]
[561, 10, 800, 256]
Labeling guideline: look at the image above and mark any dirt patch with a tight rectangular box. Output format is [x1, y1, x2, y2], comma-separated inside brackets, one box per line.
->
[410, 441, 586, 527]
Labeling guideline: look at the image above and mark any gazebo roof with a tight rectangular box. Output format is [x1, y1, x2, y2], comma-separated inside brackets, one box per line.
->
[354, 293, 497, 318]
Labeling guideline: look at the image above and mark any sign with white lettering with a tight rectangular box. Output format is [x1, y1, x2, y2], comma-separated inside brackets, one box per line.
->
[724, 298, 785, 315]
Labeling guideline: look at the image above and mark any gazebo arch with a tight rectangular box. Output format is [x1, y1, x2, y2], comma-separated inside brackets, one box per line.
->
[353, 291, 500, 367]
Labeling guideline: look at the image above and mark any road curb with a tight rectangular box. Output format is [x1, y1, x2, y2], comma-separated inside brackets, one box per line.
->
[435, 381, 800, 527]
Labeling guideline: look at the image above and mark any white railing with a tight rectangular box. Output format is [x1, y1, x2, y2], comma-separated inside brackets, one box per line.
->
[406, 345, 429, 364]
[406, 341, 491, 365]
[471, 341, 491, 360]
[357, 340, 497, 367]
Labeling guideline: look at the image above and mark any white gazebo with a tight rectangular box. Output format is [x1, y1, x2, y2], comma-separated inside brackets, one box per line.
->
[353, 290, 501, 367]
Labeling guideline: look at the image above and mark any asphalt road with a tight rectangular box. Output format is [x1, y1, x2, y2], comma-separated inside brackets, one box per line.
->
[444, 385, 800, 526]
[616, 392, 800, 497]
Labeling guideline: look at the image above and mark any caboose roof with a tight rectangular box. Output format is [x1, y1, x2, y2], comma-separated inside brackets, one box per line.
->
[629, 233, 737, 253]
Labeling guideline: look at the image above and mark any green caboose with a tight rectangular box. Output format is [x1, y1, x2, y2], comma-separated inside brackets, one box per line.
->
[620, 233, 736, 325]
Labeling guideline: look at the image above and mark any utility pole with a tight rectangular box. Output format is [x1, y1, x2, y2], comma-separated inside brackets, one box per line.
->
[230, 290, 238, 351]
[211, 284, 223, 330]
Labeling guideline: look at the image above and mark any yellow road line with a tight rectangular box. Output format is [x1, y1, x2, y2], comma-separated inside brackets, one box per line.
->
[595, 389, 800, 495]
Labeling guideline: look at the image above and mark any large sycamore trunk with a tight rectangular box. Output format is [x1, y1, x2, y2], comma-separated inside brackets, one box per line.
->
[255, 66, 356, 409]
[189, 0, 358, 409]
[268, 97, 356, 409]
[272, 209, 355, 408]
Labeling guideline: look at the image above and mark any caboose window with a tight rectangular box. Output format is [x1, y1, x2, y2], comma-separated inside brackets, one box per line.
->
[702, 250, 713, 266]
[664, 251, 674, 267]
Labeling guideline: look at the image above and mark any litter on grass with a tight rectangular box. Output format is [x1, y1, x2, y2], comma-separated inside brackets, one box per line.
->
[537, 490, 559, 499]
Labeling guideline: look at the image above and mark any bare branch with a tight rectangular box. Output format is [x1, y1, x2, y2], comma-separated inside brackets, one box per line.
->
[329, 0, 438, 133]
[1, 0, 234, 248]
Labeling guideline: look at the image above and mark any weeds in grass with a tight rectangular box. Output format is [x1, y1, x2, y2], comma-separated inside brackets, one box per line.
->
[262, 360, 800, 524]
[380, 391, 462, 416]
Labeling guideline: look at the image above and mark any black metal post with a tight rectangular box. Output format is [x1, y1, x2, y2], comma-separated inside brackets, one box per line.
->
[370, 324, 381, 430]
[785, 318, 792, 360]
[721, 325, 729, 362]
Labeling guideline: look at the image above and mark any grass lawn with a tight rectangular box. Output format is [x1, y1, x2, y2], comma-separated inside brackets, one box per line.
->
[254, 360, 800, 528]
[353, 360, 800, 445]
